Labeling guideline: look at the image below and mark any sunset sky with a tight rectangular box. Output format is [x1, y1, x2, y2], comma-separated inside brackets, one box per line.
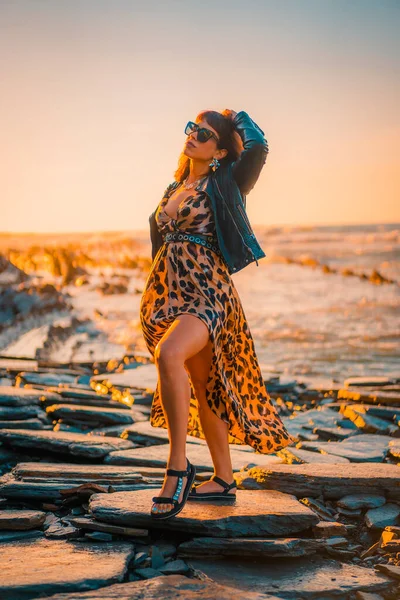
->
[1, 0, 399, 233]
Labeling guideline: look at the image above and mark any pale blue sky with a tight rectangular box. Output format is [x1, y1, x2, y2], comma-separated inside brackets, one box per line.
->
[1, 0, 399, 232]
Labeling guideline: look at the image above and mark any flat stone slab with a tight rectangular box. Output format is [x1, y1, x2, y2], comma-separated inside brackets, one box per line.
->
[0, 477, 153, 502]
[0, 418, 47, 430]
[68, 515, 148, 538]
[340, 403, 400, 422]
[12, 462, 148, 483]
[0, 537, 135, 599]
[387, 439, 400, 459]
[340, 404, 399, 435]
[104, 443, 283, 472]
[237, 463, 400, 500]
[89, 488, 318, 537]
[0, 509, 46, 530]
[0, 405, 46, 420]
[338, 388, 400, 406]
[43, 574, 279, 600]
[121, 421, 258, 453]
[91, 364, 158, 391]
[187, 555, 395, 598]
[279, 447, 350, 464]
[10, 461, 210, 484]
[0, 429, 135, 458]
[299, 433, 393, 462]
[178, 536, 325, 558]
[121, 420, 206, 446]
[46, 404, 146, 425]
[0, 386, 61, 406]
[284, 408, 343, 440]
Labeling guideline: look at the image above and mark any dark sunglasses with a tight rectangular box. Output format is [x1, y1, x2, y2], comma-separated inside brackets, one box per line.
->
[184, 121, 219, 144]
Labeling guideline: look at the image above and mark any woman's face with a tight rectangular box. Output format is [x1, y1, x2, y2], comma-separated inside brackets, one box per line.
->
[183, 119, 224, 162]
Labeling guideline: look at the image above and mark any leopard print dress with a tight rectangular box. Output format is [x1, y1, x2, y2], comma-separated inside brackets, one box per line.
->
[140, 179, 296, 454]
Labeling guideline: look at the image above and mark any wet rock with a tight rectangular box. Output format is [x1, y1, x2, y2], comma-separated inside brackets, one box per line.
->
[17, 371, 78, 386]
[0, 429, 135, 458]
[337, 494, 387, 510]
[0, 386, 61, 406]
[131, 551, 149, 567]
[341, 403, 400, 422]
[338, 388, 400, 406]
[0, 537, 135, 598]
[134, 567, 163, 579]
[69, 516, 148, 538]
[0, 509, 46, 530]
[299, 433, 393, 462]
[340, 405, 399, 436]
[104, 442, 283, 472]
[187, 555, 395, 598]
[365, 504, 400, 530]
[344, 376, 398, 388]
[0, 405, 47, 420]
[46, 404, 145, 426]
[0, 529, 44, 543]
[312, 426, 360, 440]
[299, 497, 336, 520]
[354, 593, 386, 600]
[279, 447, 350, 464]
[159, 559, 189, 574]
[387, 439, 400, 459]
[0, 418, 48, 429]
[337, 506, 362, 518]
[91, 364, 159, 393]
[283, 408, 341, 440]
[89, 488, 318, 537]
[44, 514, 81, 539]
[47, 388, 116, 402]
[0, 474, 151, 502]
[12, 462, 148, 485]
[85, 531, 113, 542]
[312, 521, 349, 538]
[375, 563, 400, 581]
[178, 536, 324, 558]
[120, 420, 206, 446]
[236, 463, 400, 500]
[43, 574, 280, 599]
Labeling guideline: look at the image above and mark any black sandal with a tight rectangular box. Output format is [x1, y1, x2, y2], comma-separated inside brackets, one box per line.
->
[151, 458, 196, 520]
[188, 474, 237, 501]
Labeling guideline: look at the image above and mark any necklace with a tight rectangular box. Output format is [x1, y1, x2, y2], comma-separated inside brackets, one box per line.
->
[182, 173, 208, 190]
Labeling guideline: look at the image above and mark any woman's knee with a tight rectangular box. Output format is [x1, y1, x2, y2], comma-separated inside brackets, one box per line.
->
[154, 339, 183, 370]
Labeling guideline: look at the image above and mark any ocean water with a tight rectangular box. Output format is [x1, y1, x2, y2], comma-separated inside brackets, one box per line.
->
[50, 222, 400, 385]
[230, 222, 400, 381]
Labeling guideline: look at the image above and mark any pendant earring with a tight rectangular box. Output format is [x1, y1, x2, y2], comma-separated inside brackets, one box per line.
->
[209, 157, 220, 172]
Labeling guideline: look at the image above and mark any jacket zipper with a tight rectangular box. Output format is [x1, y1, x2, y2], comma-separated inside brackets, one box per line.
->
[237, 202, 252, 232]
[215, 179, 258, 267]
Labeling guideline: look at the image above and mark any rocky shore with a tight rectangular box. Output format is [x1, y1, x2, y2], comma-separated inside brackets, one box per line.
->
[0, 355, 400, 599]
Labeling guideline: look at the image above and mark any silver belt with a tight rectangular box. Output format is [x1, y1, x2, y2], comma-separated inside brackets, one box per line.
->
[162, 230, 222, 257]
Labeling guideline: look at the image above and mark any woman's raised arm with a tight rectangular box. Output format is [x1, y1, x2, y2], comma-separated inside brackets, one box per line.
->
[228, 110, 269, 196]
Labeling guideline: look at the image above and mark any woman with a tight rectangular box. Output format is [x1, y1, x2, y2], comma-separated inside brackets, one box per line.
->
[140, 109, 296, 521]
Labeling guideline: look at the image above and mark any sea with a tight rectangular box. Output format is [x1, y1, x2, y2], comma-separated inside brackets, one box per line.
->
[2, 222, 399, 387]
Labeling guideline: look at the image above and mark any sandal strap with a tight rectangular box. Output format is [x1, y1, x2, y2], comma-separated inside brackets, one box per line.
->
[211, 475, 237, 491]
[166, 467, 189, 477]
[166, 458, 190, 478]
[152, 496, 178, 504]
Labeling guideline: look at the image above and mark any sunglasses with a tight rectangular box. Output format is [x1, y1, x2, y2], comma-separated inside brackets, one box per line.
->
[184, 121, 219, 144]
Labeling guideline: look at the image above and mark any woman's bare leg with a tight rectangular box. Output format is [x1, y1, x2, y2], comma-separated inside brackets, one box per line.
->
[185, 340, 235, 494]
[151, 314, 210, 515]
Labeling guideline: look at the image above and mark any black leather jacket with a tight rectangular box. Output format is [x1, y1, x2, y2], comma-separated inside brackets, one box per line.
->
[149, 110, 269, 274]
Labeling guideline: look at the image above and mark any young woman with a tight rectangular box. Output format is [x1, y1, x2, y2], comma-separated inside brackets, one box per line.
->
[140, 109, 296, 520]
